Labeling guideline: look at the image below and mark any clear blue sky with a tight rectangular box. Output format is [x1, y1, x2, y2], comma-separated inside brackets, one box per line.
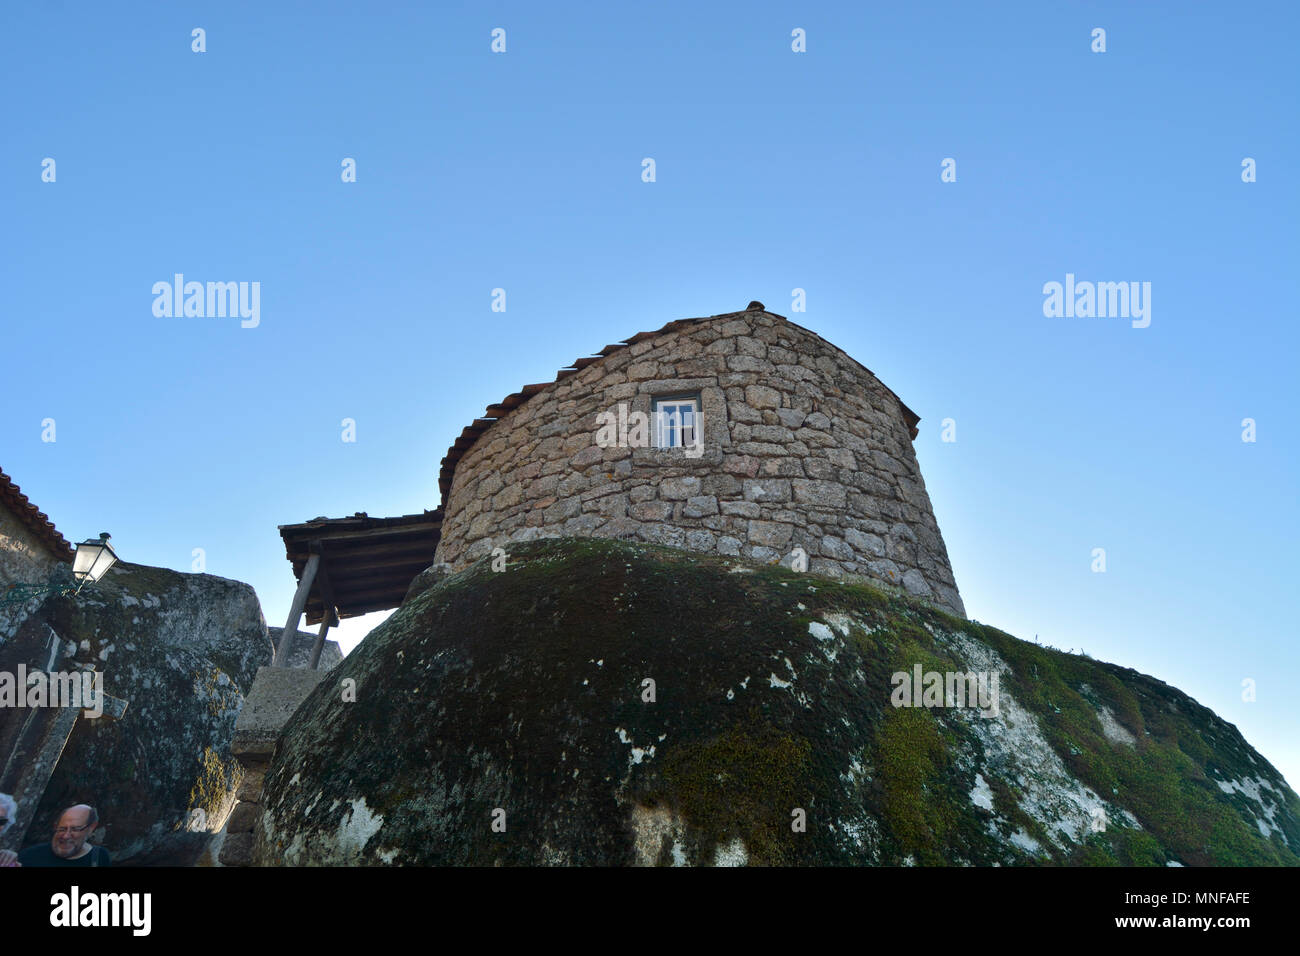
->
[4, 3, 1296, 788]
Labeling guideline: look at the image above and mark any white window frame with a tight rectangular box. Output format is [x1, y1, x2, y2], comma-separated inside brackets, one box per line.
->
[652, 395, 700, 449]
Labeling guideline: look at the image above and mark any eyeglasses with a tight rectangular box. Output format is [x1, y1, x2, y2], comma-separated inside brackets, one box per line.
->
[53, 824, 91, 835]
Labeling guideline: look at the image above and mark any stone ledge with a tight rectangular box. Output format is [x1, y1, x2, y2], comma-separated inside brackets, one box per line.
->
[226, 801, 261, 834]
[235, 765, 266, 801]
[231, 666, 328, 759]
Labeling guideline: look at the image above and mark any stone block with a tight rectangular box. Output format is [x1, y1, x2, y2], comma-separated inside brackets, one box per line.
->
[743, 478, 792, 502]
[235, 765, 265, 801]
[684, 496, 719, 517]
[218, 831, 254, 867]
[821, 535, 855, 561]
[226, 800, 261, 835]
[630, 501, 673, 521]
[722, 455, 760, 476]
[805, 411, 832, 430]
[640, 524, 686, 548]
[844, 528, 886, 557]
[232, 666, 329, 761]
[660, 476, 702, 499]
[792, 479, 847, 509]
[827, 448, 856, 470]
[726, 355, 766, 372]
[685, 529, 717, 551]
[571, 445, 604, 469]
[720, 501, 760, 518]
[744, 385, 781, 409]
[901, 569, 932, 598]
[701, 474, 740, 497]
[776, 407, 806, 428]
[804, 458, 836, 480]
[760, 457, 805, 477]
[629, 485, 656, 503]
[544, 497, 582, 522]
[748, 521, 794, 549]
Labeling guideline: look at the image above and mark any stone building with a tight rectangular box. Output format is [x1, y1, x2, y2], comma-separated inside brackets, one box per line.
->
[0, 467, 73, 598]
[434, 302, 964, 617]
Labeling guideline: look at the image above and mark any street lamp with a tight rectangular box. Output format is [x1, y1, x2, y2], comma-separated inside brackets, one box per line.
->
[1, 532, 120, 606]
[70, 533, 119, 593]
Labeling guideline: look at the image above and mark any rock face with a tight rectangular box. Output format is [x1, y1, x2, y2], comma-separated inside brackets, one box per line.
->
[254, 539, 1299, 866]
[269, 628, 343, 670]
[19, 562, 271, 865]
[434, 307, 965, 617]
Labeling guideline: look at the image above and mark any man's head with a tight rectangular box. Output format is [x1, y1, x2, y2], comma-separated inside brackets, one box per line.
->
[0, 793, 16, 836]
[51, 804, 97, 859]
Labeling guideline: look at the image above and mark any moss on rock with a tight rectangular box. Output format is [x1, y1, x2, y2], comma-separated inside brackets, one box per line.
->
[254, 538, 1300, 866]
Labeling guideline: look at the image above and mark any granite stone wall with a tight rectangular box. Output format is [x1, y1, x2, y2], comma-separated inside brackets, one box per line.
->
[0, 505, 62, 589]
[434, 309, 964, 616]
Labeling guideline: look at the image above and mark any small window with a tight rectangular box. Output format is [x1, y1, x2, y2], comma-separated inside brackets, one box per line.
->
[653, 395, 700, 449]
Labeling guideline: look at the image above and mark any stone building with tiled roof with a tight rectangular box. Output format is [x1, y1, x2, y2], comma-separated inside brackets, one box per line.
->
[433, 302, 965, 617]
[0, 467, 73, 592]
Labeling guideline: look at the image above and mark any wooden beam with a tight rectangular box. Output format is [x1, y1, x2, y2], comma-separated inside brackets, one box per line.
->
[298, 541, 436, 563]
[308, 618, 332, 670]
[315, 585, 406, 606]
[311, 564, 430, 588]
[274, 552, 319, 666]
[334, 599, 403, 616]
[283, 523, 439, 549]
[310, 544, 341, 628]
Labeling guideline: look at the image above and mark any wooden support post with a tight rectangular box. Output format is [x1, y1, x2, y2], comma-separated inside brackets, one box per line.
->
[308, 618, 332, 670]
[274, 552, 319, 667]
[307, 548, 340, 671]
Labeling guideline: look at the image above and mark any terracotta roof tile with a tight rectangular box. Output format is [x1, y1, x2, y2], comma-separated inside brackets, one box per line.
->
[0, 467, 75, 563]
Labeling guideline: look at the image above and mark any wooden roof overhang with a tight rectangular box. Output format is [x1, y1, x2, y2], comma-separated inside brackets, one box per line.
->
[278, 510, 443, 625]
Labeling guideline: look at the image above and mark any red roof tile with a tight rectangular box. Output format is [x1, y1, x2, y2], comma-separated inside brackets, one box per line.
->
[0, 467, 75, 563]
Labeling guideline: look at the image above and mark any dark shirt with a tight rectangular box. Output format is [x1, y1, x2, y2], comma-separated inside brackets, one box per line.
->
[17, 843, 111, 867]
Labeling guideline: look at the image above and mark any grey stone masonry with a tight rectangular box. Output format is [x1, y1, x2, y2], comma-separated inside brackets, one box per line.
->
[433, 308, 965, 616]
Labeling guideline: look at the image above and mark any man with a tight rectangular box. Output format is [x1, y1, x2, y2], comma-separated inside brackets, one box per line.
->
[0, 793, 18, 867]
[17, 804, 110, 867]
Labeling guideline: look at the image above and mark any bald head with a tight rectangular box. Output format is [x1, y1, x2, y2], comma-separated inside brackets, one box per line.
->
[51, 804, 98, 859]
[66, 804, 97, 825]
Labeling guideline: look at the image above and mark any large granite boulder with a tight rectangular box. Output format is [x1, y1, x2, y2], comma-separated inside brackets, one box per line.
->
[253, 538, 1299, 866]
[13, 561, 271, 865]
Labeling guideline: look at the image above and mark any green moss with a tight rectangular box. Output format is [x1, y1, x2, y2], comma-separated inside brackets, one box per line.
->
[874, 707, 954, 864]
[970, 620, 1299, 865]
[650, 718, 812, 866]
[186, 746, 236, 829]
[1118, 828, 1165, 866]
[258, 536, 1299, 867]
